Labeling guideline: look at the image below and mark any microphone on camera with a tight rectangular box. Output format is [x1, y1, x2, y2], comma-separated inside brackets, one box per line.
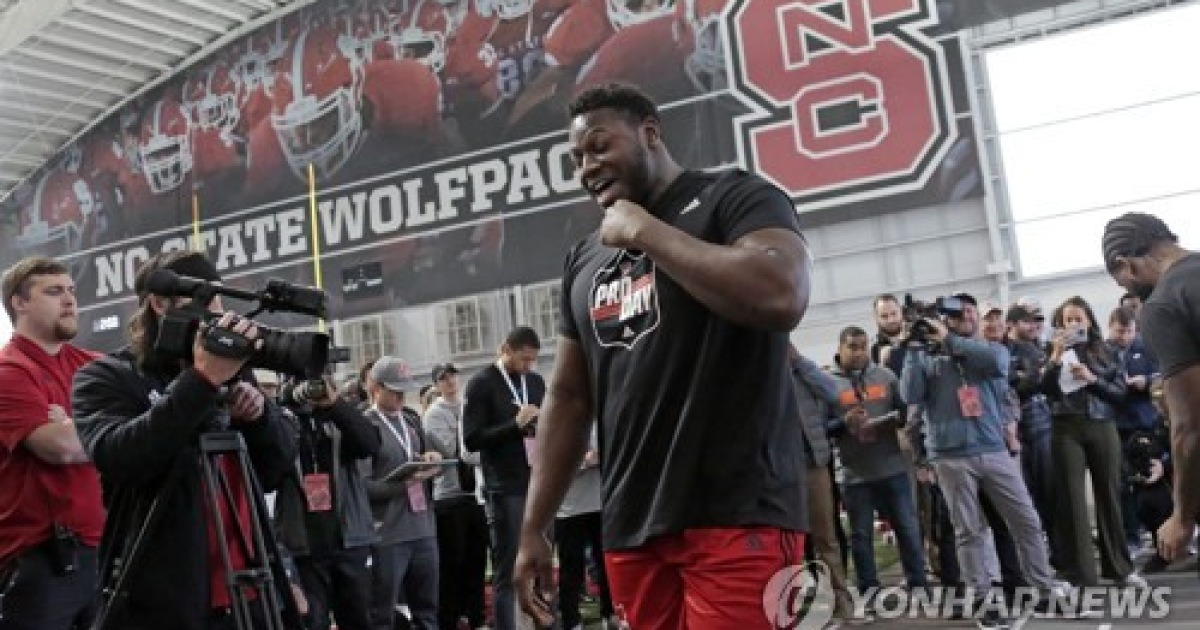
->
[145, 268, 207, 297]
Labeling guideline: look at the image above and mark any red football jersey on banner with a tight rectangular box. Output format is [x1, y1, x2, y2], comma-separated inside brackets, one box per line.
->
[364, 59, 444, 138]
[445, 0, 566, 111]
[575, 14, 692, 102]
[543, 0, 613, 68]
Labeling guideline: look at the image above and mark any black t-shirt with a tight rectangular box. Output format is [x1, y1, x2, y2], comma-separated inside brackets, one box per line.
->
[1141, 253, 1200, 379]
[559, 169, 806, 550]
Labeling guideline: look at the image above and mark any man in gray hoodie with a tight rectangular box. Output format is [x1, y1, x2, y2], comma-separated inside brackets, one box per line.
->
[829, 326, 928, 597]
[423, 363, 488, 630]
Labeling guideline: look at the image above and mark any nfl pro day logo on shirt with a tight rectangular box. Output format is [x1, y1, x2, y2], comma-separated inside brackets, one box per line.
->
[589, 250, 660, 350]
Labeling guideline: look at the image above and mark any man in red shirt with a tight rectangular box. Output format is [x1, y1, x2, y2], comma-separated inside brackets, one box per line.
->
[0, 256, 103, 630]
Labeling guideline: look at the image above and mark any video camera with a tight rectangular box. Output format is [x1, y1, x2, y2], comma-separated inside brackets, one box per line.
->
[277, 347, 352, 408]
[1125, 429, 1167, 485]
[902, 294, 966, 352]
[147, 268, 332, 378]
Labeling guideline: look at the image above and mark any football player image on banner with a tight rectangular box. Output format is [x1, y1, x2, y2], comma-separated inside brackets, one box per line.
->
[0, 0, 984, 352]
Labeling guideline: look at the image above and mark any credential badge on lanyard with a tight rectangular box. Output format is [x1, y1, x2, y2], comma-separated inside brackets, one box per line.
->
[496, 360, 528, 406]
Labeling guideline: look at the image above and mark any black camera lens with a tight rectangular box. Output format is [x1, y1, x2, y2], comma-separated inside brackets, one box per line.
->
[251, 328, 330, 379]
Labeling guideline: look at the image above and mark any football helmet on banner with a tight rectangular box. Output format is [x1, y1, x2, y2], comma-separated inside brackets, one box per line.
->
[387, 0, 452, 73]
[608, 0, 675, 29]
[138, 99, 194, 194]
[270, 26, 367, 182]
[478, 0, 534, 21]
[183, 64, 242, 133]
[679, 0, 727, 91]
[18, 169, 95, 256]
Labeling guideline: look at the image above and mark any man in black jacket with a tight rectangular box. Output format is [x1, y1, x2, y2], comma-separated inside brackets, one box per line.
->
[272, 375, 381, 630]
[1004, 304, 1056, 556]
[463, 326, 545, 630]
[73, 251, 298, 630]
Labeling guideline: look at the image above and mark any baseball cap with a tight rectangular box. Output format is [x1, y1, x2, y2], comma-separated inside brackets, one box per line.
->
[1016, 296, 1046, 320]
[431, 363, 459, 382]
[370, 356, 416, 392]
[1005, 305, 1038, 323]
[982, 301, 1003, 317]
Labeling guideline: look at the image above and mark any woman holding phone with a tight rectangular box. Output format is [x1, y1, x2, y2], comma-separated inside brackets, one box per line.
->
[1042, 296, 1146, 588]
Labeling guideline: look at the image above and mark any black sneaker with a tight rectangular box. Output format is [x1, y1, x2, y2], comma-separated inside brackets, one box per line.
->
[975, 609, 1010, 630]
[1143, 553, 1171, 574]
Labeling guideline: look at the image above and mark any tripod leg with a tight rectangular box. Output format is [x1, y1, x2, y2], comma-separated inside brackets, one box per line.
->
[198, 432, 291, 630]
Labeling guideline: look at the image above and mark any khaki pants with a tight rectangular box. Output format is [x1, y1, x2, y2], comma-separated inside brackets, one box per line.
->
[806, 464, 853, 617]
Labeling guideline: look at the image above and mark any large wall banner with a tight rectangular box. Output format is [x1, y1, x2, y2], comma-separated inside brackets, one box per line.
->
[0, 0, 982, 350]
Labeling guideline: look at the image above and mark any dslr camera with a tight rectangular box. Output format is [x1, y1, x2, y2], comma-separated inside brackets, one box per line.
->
[147, 268, 333, 378]
[278, 347, 352, 408]
[902, 294, 966, 352]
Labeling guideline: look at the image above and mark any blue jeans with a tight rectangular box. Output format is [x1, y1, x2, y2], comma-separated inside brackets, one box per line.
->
[844, 472, 928, 590]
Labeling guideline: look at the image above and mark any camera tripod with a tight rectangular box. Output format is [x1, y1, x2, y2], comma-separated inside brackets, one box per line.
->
[94, 427, 299, 630]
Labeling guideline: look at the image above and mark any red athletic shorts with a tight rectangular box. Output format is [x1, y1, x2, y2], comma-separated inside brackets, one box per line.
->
[603, 527, 805, 630]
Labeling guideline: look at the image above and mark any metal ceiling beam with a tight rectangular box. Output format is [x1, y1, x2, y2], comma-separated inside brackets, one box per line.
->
[0, 0, 323, 204]
[0, 79, 111, 109]
[173, 0, 252, 23]
[56, 16, 192, 57]
[75, 5, 208, 48]
[34, 32, 173, 73]
[1, 63, 129, 97]
[113, 0, 229, 34]
[1, 154, 47, 168]
[226, 0, 279, 10]
[0, 103, 92, 125]
[0, 133, 58, 153]
[0, 119, 73, 138]
[14, 47, 149, 84]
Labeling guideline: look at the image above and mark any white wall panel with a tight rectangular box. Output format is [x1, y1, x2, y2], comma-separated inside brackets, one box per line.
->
[789, 197, 1000, 364]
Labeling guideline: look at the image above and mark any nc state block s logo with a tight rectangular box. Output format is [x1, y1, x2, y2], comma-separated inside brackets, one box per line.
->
[726, 0, 957, 210]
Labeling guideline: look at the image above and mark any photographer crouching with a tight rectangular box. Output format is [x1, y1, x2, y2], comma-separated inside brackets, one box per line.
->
[73, 251, 300, 630]
[900, 294, 1062, 628]
[272, 373, 382, 630]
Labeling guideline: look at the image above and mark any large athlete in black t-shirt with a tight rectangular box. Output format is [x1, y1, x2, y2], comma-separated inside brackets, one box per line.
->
[514, 84, 813, 630]
[1102, 212, 1200, 565]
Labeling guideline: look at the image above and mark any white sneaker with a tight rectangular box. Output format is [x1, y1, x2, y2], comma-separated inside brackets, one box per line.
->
[1118, 572, 1149, 588]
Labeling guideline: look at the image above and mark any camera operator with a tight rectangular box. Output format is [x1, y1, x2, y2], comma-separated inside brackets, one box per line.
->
[1124, 428, 1174, 573]
[900, 295, 1061, 627]
[0, 257, 103, 630]
[73, 251, 299, 630]
[272, 374, 382, 630]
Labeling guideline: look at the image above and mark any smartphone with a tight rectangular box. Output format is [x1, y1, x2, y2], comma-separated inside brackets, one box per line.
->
[1061, 327, 1088, 346]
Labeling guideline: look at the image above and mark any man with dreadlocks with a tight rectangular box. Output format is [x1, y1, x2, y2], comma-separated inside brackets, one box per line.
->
[1101, 212, 1200, 564]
